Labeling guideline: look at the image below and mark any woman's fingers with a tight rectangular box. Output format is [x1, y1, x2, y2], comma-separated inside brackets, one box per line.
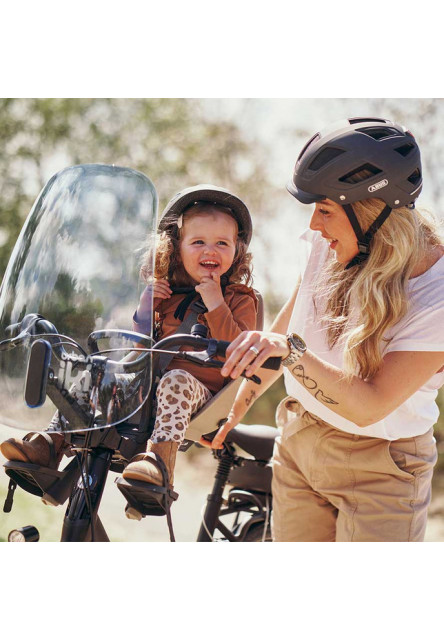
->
[211, 421, 234, 449]
[221, 333, 258, 378]
[199, 419, 236, 450]
[222, 331, 287, 378]
[199, 435, 213, 449]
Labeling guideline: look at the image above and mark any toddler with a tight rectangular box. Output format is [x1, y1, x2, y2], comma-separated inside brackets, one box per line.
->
[122, 184, 257, 493]
[0, 184, 257, 499]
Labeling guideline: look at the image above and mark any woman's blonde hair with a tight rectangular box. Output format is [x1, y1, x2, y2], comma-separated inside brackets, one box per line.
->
[140, 202, 253, 287]
[317, 198, 444, 380]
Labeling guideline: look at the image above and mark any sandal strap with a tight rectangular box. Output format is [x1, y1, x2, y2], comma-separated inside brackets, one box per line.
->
[130, 452, 155, 464]
[127, 452, 169, 485]
[41, 431, 57, 466]
[22, 431, 57, 466]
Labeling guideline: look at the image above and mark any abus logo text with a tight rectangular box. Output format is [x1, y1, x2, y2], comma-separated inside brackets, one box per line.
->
[368, 179, 388, 193]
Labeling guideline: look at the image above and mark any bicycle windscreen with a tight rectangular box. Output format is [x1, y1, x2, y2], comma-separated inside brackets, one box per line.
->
[0, 164, 157, 432]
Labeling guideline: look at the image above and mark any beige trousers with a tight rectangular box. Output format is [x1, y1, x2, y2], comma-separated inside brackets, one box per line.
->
[272, 398, 438, 542]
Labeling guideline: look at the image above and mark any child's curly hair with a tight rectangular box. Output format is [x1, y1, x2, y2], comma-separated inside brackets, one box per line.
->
[140, 202, 253, 287]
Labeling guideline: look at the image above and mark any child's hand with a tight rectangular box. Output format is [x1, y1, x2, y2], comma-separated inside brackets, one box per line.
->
[138, 279, 172, 317]
[195, 273, 224, 312]
[151, 279, 172, 301]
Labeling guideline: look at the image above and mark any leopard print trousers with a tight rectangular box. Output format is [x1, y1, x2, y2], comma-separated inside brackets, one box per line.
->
[151, 369, 213, 444]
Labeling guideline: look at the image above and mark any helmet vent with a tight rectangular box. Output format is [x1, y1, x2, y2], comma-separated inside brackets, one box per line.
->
[348, 117, 387, 125]
[297, 133, 320, 161]
[394, 143, 415, 157]
[356, 126, 401, 140]
[338, 163, 382, 184]
[407, 168, 422, 186]
[308, 147, 346, 171]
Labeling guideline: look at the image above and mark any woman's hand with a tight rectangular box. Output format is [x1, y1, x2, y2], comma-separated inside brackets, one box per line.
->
[221, 330, 289, 379]
[199, 414, 239, 450]
[195, 273, 224, 312]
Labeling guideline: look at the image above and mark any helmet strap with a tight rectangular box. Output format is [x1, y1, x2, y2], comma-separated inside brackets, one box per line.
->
[343, 203, 392, 270]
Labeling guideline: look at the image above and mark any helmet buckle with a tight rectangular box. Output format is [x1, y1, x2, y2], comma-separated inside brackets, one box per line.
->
[357, 242, 370, 255]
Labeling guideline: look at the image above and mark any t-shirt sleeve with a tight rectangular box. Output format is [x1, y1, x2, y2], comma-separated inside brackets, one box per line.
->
[204, 293, 257, 342]
[132, 310, 151, 335]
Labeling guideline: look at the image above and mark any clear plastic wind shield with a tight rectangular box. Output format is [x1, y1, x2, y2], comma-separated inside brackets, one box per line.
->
[0, 164, 157, 432]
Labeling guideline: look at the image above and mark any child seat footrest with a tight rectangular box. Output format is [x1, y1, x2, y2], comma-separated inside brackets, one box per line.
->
[3, 458, 81, 507]
[115, 477, 178, 541]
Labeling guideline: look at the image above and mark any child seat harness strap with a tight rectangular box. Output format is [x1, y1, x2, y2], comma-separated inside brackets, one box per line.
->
[173, 289, 207, 322]
[172, 275, 229, 321]
[158, 291, 207, 375]
[158, 280, 227, 374]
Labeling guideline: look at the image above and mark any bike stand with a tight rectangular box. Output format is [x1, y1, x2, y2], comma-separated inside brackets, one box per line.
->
[3, 458, 81, 511]
[115, 477, 178, 541]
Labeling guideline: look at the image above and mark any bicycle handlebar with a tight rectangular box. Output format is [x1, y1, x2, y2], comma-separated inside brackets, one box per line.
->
[0, 314, 75, 356]
[1, 317, 282, 375]
[154, 333, 282, 371]
[87, 329, 154, 373]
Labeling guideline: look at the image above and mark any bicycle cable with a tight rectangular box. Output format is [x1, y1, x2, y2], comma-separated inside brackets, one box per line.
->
[27, 332, 88, 357]
[199, 503, 215, 542]
[74, 431, 95, 542]
[262, 493, 271, 542]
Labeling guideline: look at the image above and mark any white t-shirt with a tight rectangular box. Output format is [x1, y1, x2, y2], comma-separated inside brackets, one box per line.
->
[283, 229, 444, 440]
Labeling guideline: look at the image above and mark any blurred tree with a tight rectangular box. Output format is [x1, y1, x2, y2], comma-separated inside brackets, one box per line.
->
[361, 98, 444, 210]
[0, 98, 277, 279]
[0, 98, 282, 434]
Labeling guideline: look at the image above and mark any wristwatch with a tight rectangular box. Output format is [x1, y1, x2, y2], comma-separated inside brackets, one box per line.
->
[281, 333, 307, 367]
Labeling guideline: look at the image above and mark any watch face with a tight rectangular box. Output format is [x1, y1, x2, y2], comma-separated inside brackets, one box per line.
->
[289, 333, 306, 352]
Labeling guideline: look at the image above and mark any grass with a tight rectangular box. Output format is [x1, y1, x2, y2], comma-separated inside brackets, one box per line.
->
[0, 482, 65, 542]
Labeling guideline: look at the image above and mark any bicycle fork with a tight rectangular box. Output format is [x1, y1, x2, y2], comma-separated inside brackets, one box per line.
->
[197, 448, 234, 542]
[61, 447, 113, 542]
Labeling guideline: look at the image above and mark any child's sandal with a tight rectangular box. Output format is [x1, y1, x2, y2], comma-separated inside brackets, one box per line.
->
[122, 452, 169, 487]
[0, 431, 68, 469]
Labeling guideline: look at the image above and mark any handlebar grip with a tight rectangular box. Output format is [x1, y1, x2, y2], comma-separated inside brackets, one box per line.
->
[216, 340, 282, 371]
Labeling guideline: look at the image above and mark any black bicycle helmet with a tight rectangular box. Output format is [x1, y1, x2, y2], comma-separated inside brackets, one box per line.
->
[159, 184, 253, 246]
[287, 117, 423, 268]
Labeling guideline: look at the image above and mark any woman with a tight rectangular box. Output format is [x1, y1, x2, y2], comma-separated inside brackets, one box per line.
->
[201, 117, 444, 542]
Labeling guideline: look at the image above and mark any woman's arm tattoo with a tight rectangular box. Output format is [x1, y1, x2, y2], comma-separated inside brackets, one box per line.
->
[291, 364, 339, 406]
[245, 389, 256, 407]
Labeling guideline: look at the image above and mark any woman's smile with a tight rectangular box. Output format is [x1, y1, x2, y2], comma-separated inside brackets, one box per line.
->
[310, 199, 358, 264]
[322, 235, 338, 250]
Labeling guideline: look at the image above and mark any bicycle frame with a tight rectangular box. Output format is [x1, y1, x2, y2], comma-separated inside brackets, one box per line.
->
[2, 321, 278, 542]
[197, 441, 273, 542]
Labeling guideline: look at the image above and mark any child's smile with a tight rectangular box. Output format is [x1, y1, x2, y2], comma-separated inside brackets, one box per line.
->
[179, 209, 238, 283]
[200, 259, 220, 271]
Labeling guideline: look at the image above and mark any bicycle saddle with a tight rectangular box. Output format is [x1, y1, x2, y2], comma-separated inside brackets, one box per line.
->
[226, 424, 278, 461]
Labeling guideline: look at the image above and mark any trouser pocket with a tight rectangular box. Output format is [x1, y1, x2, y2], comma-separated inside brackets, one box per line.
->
[385, 429, 437, 481]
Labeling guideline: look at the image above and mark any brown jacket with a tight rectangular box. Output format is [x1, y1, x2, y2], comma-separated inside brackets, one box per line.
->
[133, 284, 258, 394]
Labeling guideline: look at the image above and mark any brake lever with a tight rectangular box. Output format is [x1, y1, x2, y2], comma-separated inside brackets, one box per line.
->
[0, 328, 31, 351]
[0, 338, 15, 352]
